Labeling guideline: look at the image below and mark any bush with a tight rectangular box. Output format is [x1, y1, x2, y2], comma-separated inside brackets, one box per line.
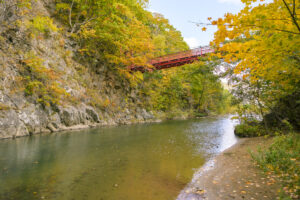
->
[26, 16, 58, 37]
[234, 123, 266, 137]
[251, 133, 300, 199]
[21, 52, 68, 107]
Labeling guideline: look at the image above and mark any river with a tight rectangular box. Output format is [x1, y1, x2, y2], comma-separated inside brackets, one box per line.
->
[0, 115, 238, 200]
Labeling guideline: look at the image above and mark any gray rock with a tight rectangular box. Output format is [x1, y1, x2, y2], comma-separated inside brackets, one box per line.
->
[85, 106, 100, 123]
[47, 123, 57, 132]
[0, 110, 29, 139]
[18, 104, 48, 134]
[141, 109, 154, 120]
[135, 113, 144, 121]
[60, 106, 80, 127]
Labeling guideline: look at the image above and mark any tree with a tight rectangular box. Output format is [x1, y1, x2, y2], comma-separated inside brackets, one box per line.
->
[202, 0, 300, 125]
[55, 0, 188, 75]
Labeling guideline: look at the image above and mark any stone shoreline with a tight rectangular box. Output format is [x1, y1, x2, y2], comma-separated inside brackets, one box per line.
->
[0, 109, 163, 140]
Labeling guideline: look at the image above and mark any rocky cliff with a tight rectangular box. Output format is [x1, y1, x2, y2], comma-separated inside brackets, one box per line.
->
[0, 0, 156, 139]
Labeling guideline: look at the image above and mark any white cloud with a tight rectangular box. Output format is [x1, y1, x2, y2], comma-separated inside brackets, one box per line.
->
[184, 37, 201, 49]
[218, 0, 242, 5]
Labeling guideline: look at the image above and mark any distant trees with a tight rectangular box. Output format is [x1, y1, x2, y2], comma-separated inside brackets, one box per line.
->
[140, 59, 231, 116]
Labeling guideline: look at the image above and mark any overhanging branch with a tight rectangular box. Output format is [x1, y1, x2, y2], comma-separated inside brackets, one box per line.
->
[282, 0, 300, 33]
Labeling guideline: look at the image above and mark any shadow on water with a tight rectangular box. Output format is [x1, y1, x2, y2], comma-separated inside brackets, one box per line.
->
[0, 115, 238, 200]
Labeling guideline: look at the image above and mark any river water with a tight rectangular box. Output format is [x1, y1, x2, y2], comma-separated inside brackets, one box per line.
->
[0, 116, 238, 200]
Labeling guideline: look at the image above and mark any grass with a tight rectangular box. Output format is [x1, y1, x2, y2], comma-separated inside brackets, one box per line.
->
[251, 133, 300, 199]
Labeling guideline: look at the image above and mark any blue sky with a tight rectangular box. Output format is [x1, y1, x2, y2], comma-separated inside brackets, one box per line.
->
[147, 0, 244, 48]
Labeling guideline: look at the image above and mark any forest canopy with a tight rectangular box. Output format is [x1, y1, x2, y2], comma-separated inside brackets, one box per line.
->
[55, 0, 188, 70]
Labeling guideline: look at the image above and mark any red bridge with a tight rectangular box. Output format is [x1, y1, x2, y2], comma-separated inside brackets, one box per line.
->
[131, 46, 214, 72]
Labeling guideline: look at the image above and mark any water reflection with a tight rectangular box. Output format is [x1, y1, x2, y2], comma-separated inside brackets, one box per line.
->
[0, 116, 237, 200]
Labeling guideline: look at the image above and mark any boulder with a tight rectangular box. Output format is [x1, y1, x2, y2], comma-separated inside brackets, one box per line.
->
[0, 110, 29, 139]
[85, 106, 100, 123]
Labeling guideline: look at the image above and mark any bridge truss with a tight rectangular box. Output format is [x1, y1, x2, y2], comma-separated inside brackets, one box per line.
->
[131, 46, 214, 72]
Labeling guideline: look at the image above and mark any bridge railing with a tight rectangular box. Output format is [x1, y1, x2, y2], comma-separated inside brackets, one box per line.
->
[150, 46, 214, 65]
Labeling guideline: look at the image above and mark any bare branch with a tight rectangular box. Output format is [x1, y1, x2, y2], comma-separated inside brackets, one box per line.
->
[77, 17, 96, 26]
[68, 0, 96, 34]
[293, 0, 295, 17]
[282, 0, 300, 33]
[191, 21, 300, 35]
[69, 0, 75, 30]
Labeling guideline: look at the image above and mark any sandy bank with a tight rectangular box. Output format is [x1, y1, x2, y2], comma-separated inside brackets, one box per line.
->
[178, 137, 282, 200]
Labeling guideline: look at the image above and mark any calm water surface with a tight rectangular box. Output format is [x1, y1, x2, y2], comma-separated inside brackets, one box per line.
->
[0, 116, 238, 200]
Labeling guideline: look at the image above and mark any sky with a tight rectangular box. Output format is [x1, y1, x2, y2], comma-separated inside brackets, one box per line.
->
[148, 0, 245, 48]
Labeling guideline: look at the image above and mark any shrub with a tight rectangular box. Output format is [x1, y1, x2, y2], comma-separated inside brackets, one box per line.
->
[21, 52, 68, 107]
[234, 123, 266, 137]
[26, 16, 58, 37]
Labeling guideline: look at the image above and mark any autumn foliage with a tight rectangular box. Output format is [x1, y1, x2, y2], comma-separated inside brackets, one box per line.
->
[55, 0, 188, 71]
[207, 2, 299, 197]
[205, 0, 300, 129]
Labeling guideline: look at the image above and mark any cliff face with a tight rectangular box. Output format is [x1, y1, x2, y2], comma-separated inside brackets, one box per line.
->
[0, 0, 155, 139]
